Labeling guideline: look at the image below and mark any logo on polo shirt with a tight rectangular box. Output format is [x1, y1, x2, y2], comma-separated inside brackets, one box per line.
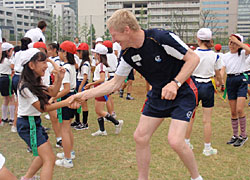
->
[131, 54, 142, 66]
[186, 111, 193, 119]
[155, 55, 162, 62]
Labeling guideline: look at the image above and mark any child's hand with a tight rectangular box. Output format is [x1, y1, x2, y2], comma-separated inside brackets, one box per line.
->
[67, 94, 84, 109]
[84, 84, 91, 90]
[58, 67, 66, 79]
[52, 67, 65, 79]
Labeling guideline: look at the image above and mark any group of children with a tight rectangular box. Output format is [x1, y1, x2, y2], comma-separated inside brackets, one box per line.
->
[0, 32, 125, 179]
[184, 28, 250, 157]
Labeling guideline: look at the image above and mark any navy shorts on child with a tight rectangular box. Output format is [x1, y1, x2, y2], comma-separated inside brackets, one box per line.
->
[17, 116, 48, 148]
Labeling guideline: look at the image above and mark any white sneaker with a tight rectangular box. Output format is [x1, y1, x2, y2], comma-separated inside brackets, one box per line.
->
[11, 125, 17, 132]
[203, 147, 217, 156]
[45, 114, 50, 120]
[91, 130, 107, 136]
[55, 158, 73, 168]
[115, 120, 124, 134]
[56, 151, 75, 159]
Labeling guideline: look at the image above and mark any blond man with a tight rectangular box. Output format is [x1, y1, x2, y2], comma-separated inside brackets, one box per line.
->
[69, 9, 202, 180]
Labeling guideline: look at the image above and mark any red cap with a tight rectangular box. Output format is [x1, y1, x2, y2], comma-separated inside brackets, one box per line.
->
[33, 42, 47, 50]
[77, 43, 89, 51]
[245, 43, 250, 48]
[214, 44, 222, 51]
[60, 41, 76, 54]
[103, 40, 113, 48]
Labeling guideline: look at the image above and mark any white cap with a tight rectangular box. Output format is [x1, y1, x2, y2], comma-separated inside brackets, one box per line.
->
[2, 42, 14, 51]
[232, 33, 244, 42]
[21, 48, 40, 66]
[91, 44, 108, 55]
[197, 28, 212, 40]
[96, 37, 103, 43]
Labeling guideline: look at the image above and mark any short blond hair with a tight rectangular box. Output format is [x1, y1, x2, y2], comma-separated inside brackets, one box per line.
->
[107, 9, 140, 32]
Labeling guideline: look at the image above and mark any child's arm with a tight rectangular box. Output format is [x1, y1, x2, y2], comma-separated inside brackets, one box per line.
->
[32, 98, 70, 112]
[85, 72, 105, 89]
[230, 35, 250, 55]
[46, 59, 65, 97]
[78, 74, 88, 92]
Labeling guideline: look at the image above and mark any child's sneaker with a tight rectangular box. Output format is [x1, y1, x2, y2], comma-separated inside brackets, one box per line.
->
[20, 175, 40, 180]
[91, 130, 107, 136]
[126, 95, 134, 100]
[74, 123, 88, 130]
[2, 118, 8, 124]
[233, 136, 248, 147]
[203, 147, 217, 156]
[8, 119, 14, 125]
[56, 151, 75, 159]
[71, 121, 80, 127]
[119, 90, 123, 98]
[115, 120, 124, 134]
[56, 140, 63, 148]
[11, 125, 17, 132]
[27, 147, 32, 153]
[45, 114, 50, 120]
[226, 135, 239, 145]
[55, 158, 73, 168]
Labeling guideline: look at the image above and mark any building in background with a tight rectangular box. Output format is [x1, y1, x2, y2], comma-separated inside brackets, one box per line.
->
[1, 0, 77, 42]
[0, 5, 50, 42]
[56, 0, 78, 36]
[237, 0, 250, 42]
[51, 3, 76, 42]
[2, 0, 56, 11]
[200, 0, 238, 42]
[78, 0, 104, 44]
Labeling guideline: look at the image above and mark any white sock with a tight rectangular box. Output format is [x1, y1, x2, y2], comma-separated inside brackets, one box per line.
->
[191, 175, 203, 180]
[185, 139, 190, 144]
[56, 137, 62, 142]
[204, 143, 211, 150]
[2, 105, 8, 120]
[9, 105, 15, 120]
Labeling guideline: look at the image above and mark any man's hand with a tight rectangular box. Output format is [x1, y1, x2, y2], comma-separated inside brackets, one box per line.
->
[68, 92, 87, 109]
[161, 81, 179, 100]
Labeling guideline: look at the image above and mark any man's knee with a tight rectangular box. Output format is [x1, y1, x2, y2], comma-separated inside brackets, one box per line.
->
[134, 129, 150, 146]
[168, 135, 184, 151]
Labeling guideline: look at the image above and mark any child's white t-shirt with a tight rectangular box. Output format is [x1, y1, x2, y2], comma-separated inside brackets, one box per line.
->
[93, 63, 108, 82]
[18, 87, 41, 117]
[77, 61, 91, 81]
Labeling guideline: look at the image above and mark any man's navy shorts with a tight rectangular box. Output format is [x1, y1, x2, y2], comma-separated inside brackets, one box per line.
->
[142, 80, 197, 122]
[17, 116, 48, 148]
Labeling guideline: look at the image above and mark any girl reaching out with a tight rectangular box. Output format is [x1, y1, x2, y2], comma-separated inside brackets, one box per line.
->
[49, 41, 77, 168]
[17, 48, 69, 180]
[87, 44, 123, 136]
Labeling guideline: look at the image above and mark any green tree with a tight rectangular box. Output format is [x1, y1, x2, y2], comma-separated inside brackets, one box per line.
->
[79, 22, 89, 43]
[56, 16, 63, 43]
[45, 11, 55, 43]
[88, 24, 96, 45]
[139, 6, 147, 29]
[103, 29, 111, 41]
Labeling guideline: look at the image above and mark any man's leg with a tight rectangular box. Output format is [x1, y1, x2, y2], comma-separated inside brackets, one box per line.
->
[168, 119, 200, 179]
[134, 114, 164, 180]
